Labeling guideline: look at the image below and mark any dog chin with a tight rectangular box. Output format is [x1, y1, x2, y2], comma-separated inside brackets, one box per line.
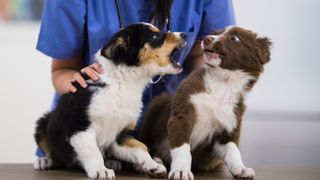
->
[160, 64, 183, 75]
[204, 56, 221, 68]
[167, 64, 183, 74]
[146, 63, 183, 76]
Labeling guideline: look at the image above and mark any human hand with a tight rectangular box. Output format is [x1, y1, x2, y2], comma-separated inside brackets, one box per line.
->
[68, 63, 104, 93]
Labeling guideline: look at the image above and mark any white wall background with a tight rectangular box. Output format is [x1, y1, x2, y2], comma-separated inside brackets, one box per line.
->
[0, 0, 319, 165]
[233, 0, 320, 114]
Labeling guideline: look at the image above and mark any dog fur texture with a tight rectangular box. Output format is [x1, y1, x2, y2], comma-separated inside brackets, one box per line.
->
[34, 23, 187, 179]
[139, 26, 272, 180]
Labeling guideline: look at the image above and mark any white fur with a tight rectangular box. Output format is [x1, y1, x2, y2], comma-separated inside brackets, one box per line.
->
[202, 42, 222, 68]
[200, 26, 233, 50]
[33, 157, 52, 170]
[139, 22, 158, 31]
[189, 68, 254, 150]
[201, 27, 233, 68]
[169, 143, 194, 180]
[86, 57, 178, 149]
[215, 142, 255, 179]
[69, 55, 177, 178]
[111, 143, 167, 176]
[70, 129, 115, 179]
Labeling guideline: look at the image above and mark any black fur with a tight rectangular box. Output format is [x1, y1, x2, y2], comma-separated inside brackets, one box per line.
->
[35, 82, 94, 168]
[101, 24, 166, 66]
[34, 23, 167, 169]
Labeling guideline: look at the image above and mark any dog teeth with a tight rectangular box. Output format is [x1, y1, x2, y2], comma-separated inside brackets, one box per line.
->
[177, 62, 181, 66]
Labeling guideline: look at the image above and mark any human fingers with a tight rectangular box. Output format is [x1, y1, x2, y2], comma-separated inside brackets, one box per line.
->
[72, 72, 88, 88]
[90, 62, 104, 74]
[81, 66, 100, 81]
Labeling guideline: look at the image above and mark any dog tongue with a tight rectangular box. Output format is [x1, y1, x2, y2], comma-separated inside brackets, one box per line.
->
[209, 52, 220, 59]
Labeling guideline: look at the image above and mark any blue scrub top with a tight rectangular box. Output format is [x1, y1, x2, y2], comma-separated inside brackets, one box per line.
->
[37, 0, 235, 130]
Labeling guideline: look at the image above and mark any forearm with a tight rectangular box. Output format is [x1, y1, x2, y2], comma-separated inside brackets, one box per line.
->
[52, 69, 78, 95]
[51, 56, 103, 95]
[51, 56, 82, 95]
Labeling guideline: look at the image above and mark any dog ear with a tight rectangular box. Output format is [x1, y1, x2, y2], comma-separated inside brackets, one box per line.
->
[101, 37, 128, 60]
[257, 37, 272, 64]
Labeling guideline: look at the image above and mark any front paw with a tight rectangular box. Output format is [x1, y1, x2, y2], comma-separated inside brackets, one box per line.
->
[33, 157, 53, 170]
[86, 167, 115, 179]
[231, 167, 255, 179]
[168, 169, 194, 180]
[137, 161, 167, 178]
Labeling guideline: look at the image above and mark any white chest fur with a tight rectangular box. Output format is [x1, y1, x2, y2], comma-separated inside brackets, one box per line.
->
[87, 59, 151, 149]
[189, 68, 253, 150]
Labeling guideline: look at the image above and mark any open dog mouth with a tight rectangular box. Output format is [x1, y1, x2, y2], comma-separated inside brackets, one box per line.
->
[170, 43, 186, 69]
[204, 49, 222, 59]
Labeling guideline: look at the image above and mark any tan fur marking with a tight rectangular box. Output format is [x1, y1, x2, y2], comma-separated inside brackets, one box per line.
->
[138, 32, 183, 66]
[122, 138, 148, 152]
[165, 33, 181, 44]
[39, 139, 51, 155]
[138, 44, 172, 66]
[126, 123, 136, 131]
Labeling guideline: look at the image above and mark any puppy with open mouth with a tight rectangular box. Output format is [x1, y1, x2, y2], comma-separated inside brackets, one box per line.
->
[139, 27, 272, 180]
[34, 23, 186, 179]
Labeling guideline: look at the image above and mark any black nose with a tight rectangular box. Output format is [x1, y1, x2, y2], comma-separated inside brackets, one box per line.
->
[180, 33, 187, 39]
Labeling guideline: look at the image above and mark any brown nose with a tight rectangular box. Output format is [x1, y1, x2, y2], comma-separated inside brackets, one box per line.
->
[203, 36, 214, 46]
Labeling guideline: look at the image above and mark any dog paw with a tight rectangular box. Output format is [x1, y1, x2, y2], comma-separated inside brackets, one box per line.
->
[86, 167, 115, 179]
[104, 159, 122, 172]
[147, 163, 167, 178]
[33, 157, 53, 170]
[137, 160, 167, 178]
[168, 169, 194, 180]
[231, 167, 255, 179]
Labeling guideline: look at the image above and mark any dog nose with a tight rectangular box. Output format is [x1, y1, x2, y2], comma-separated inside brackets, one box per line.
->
[203, 36, 214, 45]
[180, 33, 187, 40]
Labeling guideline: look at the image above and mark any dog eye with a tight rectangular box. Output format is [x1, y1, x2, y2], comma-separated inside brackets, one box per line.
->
[152, 33, 163, 40]
[231, 35, 240, 42]
[152, 34, 159, 40]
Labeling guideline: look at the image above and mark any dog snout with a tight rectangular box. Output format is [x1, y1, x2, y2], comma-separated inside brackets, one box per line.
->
[171, 32, 187, 42]
[203, 36, 214, 46]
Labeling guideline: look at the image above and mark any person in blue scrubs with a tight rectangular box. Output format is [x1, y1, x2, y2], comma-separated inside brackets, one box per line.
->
[36, 0, 235, 158]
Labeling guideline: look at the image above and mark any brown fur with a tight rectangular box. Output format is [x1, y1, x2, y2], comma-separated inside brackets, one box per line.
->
[167, 69, 206, 148]
[139, 27, 272, 171]
[184, 40, 204, 73]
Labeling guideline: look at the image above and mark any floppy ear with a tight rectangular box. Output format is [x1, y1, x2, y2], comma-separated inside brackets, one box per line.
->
[101, 37, 128, 60]
[257, 37, 272, 64]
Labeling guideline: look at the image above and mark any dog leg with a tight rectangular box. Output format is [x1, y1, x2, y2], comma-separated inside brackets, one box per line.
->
[215, 142, 255, 179]
[167, 102, 197, 180]
[104, 159, 122, 172]
[33, 156, 53, 170]
[110, 138, 167, 178]
[70, 131, 115, 179]
[168, 143, 194, 180]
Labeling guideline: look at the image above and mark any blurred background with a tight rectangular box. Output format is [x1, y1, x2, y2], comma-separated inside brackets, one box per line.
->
[0, 0, 319, 167]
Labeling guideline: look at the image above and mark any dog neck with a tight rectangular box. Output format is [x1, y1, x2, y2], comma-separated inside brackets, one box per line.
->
[203, 65, 256, 96]
[95, 56, 159, 86]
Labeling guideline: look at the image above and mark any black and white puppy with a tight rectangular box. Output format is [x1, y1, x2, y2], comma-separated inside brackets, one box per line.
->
[139, 27, 272, 180]
[34, 23, 186, 179]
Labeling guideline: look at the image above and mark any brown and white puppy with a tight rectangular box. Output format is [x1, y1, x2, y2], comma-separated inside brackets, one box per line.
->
[139, 27, 272, 180]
